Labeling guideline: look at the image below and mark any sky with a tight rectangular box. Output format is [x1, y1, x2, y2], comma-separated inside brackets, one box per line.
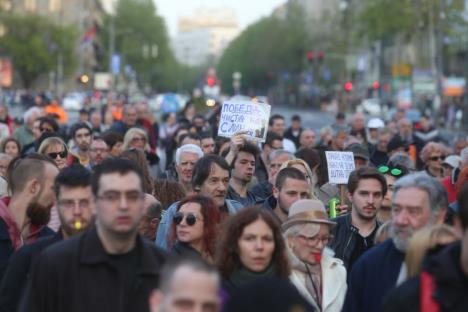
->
[154, 0, 287, 37]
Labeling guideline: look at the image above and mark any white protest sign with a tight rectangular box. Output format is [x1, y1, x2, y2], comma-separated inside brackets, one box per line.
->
[325, 151, 355, 184]
[218, 101, 271, 142]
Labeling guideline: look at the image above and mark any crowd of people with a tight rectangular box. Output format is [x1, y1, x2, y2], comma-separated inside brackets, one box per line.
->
[0, 96, 466, 312]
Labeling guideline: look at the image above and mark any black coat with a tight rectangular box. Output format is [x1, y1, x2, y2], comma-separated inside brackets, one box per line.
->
[0, 233, 62, 312]
[19, 227, 167, 312]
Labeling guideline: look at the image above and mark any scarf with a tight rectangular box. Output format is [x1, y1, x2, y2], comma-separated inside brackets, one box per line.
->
[228, 264, 277, 289]
[293, 259, 322, 310]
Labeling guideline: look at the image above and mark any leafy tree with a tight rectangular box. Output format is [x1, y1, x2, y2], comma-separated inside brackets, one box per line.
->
[0, 13, 77, 88]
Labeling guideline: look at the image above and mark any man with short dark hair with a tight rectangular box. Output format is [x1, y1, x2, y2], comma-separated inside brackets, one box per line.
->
[0, 154, 58, 282]
[156, 155, 243, 249]
[226, 140, 261, 206]
[139, 195, 162, 242]
[330, 167, 387, 271]
[269, 114, 296, 153]
[70, 122, 93, 168]
[0, 165, 94, 311]
[179, 132, 201, 147]
[265, 167, 310, 223]
[200, 132, 215, 155]
[150, 258, 220, 312]
[20, 158, 167, 312]
[284, 114, 302, 149]
[89, 138, 109, 167]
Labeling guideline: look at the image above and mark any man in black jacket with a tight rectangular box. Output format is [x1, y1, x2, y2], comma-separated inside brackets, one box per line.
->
[20, 158, 167, 312]
[330, 167, 387, 271]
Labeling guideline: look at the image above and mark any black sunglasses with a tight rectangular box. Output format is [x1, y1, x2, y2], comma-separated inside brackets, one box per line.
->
[429, 156, 445, 162]
[47, 151, 68, 159]
[173, 212, 199, 226]
[378, 165, 403, 177]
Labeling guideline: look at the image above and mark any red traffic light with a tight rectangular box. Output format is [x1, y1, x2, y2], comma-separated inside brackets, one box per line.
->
[317, 51, 325, 59]
[207, 77, 216, 87]
[306, 51, 315, 61]
[372, 81, 380, 90]
[344, 81, 353, 92]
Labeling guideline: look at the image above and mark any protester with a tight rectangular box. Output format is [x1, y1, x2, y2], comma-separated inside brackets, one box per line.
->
[200, 131, 215, 154]
[349, 112, 367, 143]
[120, 148, 154, 194]
[89, 138, 109, 167]
[382, 184, 468, 312]
[344, 172, 448, 312]
[330, 167, 387, 271]
[279, 159, 318, 199]
[13, 107, 42, 148]
[89, 110, 107, 135]
[20, 158, 167, 312]
[264, 167, 310, 223]
[69, 122, 93, 168]
[169, 195, 220, 263]
[108, 104, 139, 136]
[255, 132, 284, 183]
[0, 154, 59, 281]
[370, 127, 393, 166]
[250, 149, 295, 200]
[419, 142, 447, 178]
[283, 199, 347, 311]
[102, 132, 124, 158]
[38, 136, 71, 170]
[0, 137, 21, 158]
[173, 144, 203, 193]
[284, 114, 302, 149]
[377, 164, 409, 223]
[139, 196, 162, 242]
[216, 206, 290, 297]
[225, 138, 261, 206]
[366, 117, 385, 147]
[123, 127, 160, 177]
[268, 114, 296, 153]
[152, 179, 186, 210]
[149, 258, 220, 312]
[156, 155, 243, 250]
[0, 165, 93, 312]
[298, 128, 316, 150]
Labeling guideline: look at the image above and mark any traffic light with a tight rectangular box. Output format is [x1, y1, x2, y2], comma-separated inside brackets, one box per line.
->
[306, 51, 315, 62]
[207, 77, 216, 87]
[372, 81, 380, 90]
[79, 74, 89, 84]
[344, 81, 353, 92]
[317, 51, 325, 60]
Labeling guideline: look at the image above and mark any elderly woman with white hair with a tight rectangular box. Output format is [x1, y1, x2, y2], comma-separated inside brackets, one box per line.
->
[283, 199, 347, 312]
[123, 127, 160, 178]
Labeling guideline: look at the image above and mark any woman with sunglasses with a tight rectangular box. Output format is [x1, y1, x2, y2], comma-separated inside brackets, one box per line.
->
[38, 136, 71, 170]
[169, 194, 220, 263]
[216, 206, 290, 300]
[420, 142, 447, 178]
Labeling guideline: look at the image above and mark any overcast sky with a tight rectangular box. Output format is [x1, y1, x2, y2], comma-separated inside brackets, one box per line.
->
[154, 0, 287, 37]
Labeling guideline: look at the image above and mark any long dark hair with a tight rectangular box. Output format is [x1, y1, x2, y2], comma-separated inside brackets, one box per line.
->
[170, 194, 221, 258]
[216, 206, 290, 279]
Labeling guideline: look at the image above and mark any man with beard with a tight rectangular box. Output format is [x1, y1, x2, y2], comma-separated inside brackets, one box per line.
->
[70, 122, 93, 169]
[343, 172, 447, 312]
[0, 154, 58, 282]
[330, 167, 387, 272]
[20, 158, 167, 312]
[268, 167, 310, 224]
[89, 138, 110, 168]
[156, 155, 243, 250]
[0, 165, 93, 311]
[226, 139, 261, 206]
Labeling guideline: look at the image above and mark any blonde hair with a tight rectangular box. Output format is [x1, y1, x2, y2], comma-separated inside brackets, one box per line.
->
[405, 224, 459, 278]
[38, 137, 68, 155]
[122, 127, 150, 151]
[279, 159, 317, 199]
[374, 221, 391, 245]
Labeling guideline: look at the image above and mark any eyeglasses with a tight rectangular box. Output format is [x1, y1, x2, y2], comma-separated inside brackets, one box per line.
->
[429, 156, 445, 162]
[47, 151, 68, 159]
[40, 127, 53, 133]
[97, 191, 144, 204]
[131, 137, 146, 142]
[173, 212, 202, 226]
[297, 234, 333, 245]
[378, 165, 403, 177]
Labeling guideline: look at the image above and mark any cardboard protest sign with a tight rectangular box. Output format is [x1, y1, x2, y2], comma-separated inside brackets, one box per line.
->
[218, 101, 271, 142]
[325, 151, 355, 184]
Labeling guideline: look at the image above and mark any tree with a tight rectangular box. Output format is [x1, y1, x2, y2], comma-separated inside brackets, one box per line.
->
[0, 13, 77, 88]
